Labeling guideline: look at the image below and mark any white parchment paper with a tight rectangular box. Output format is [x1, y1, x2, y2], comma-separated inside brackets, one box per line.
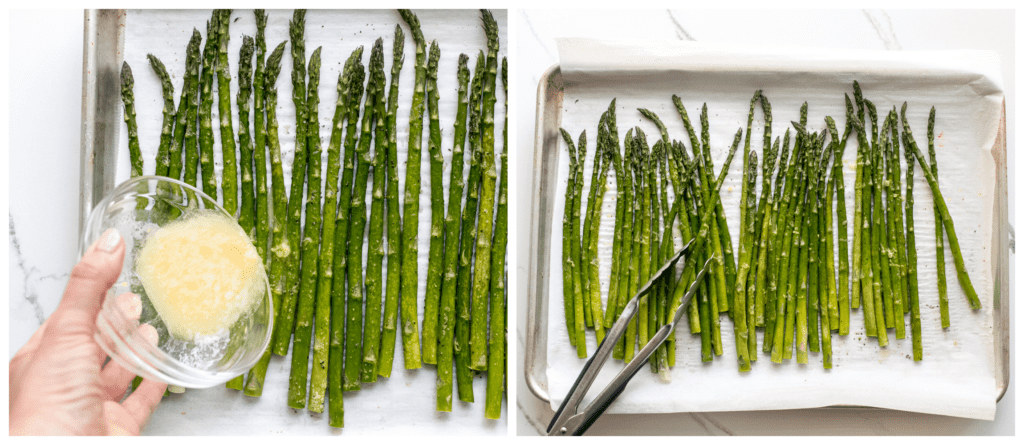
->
[117, 9, 507, 434]
[546, 39, 1001, 420]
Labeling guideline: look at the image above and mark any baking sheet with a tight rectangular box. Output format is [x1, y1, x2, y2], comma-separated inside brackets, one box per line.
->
[114, 9, 507, 434]
[544, 39, 1001, 420]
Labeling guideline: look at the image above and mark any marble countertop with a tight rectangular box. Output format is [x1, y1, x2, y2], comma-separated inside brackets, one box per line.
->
[514, 8, 1014, 435]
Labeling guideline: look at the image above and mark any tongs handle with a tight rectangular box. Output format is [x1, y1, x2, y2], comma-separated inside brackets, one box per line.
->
[548, 240, 710, 436]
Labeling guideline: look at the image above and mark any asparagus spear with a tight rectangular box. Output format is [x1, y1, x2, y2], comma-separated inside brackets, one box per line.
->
[901, 103, 980, 309]
[272, 9, 309, 356]
[362, 41, 391, 382]
[236, 37, 256, 246]
[168, 31, 201, 181]
[485, 62, 508, 417]
[647, 138, 662, 372]
[345, 39, 385, 392]
[884, 109, 907, 339]
[850, 107, 879, 337]
[313, 48, 360, 414]
[779, 122, 812, 361]
[768, 130, 801, 361]
[242, 10, 272, 398]
[120, 62, 142, 177]
[849, 94, 864, 311]
[635, 131, 652, 353]
[247, 41, 287, 398]
[751, 95, 774, 327]
[903, 120, 923, 360]
[614, 130, 636, 360]
[675, 100, 731, 318]
[694, 108, 728, 353]
[198, 14, 219, 198]
[762, 130, 791, 353]
[833, 106, 853, 334]
[753, 135, 780, 330]
[422, 40, 445, 365]
[927, 107, 949, 327]
[734, 151, 758, 372]
[457, 52, 489, 399]
[892, 115, 912, 317]
[872, 107, 897, 332]
[739, 90, 762, 276]
[823, 118, 842, 332]
[333, 54, 367, 392]
[605, 100, 626, 332]
[438, 54, 470, 411]
[225, 37, 255, 391]
[468, 6, 497, 374]
[216, 9, 238, 215]
[378, 25, 405, 378]
[863, 111, 889, 347]
[808, 129, 828, 354]
[146, 54, 175, 178]
[586, 119, 611, 347]
[580, 120, 603, 330]
[502, 56, 508, 395]
[399, 8, 426, 369]
[287, 46, 323, 410]
[180, 29, 203, 186]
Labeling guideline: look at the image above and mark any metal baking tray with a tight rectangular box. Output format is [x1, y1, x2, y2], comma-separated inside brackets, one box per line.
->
[79, 9, 125, 235]
[524, 63, 1010, 408]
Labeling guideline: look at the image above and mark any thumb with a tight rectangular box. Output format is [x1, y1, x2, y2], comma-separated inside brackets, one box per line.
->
[53, 228, 126, 325]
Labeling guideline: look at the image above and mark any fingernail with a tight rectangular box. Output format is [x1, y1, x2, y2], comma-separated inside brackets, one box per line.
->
[98, 228, 121, 253]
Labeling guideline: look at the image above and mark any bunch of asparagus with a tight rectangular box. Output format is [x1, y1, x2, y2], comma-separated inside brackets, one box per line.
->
[119, 8, 507, 426]
[555, 83, 980, 373]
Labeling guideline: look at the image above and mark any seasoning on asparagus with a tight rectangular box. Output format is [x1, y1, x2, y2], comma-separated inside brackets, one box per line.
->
[333, 53, 367, 393]
[179, 29, 203, 186]
[216, 9, 238, 215]
[345, 39, 384, 392]
[438, 54, 470, 412]
[168, 31, 201, 181]
[146, 54, 175, 178]
[470, 9, 500, 372]
[197, 13, 219, 198]
[399, 8, 427, 369]
[733, 151, 758, 372]
[245, 41, 287, 398]
[378, 25, 405, 378]
[485, 58, 508, 417]
[120, 62, 142, 177]
[313, 48, 360, 415]
[271, 9, 309, 356]
[225, 36, 255, 391]
[242, 10, 272, 398]
[457, 52, 488, 399]
[287, 46, 323, 410]
[362, 41, 390, 382]
[422, 40, 445, 366]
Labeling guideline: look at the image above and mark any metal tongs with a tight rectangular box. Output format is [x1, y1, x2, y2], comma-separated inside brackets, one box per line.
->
[547, 239, 713, 436]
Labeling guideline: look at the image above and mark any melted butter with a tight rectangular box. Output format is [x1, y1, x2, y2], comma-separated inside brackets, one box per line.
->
[136, 210, 263, 339]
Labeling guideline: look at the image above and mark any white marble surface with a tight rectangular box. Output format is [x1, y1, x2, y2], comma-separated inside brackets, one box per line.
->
[8, 8, 508, 435]
[515, 8, 1014, 435]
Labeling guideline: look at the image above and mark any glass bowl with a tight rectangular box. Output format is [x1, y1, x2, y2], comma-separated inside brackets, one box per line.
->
[81, 176, 272, 388]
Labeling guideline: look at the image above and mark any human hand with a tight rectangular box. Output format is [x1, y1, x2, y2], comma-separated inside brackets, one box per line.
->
[9, 228, 168, 435]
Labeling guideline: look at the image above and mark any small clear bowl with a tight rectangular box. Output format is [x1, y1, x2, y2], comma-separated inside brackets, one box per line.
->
[81, 176, 272, 388]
